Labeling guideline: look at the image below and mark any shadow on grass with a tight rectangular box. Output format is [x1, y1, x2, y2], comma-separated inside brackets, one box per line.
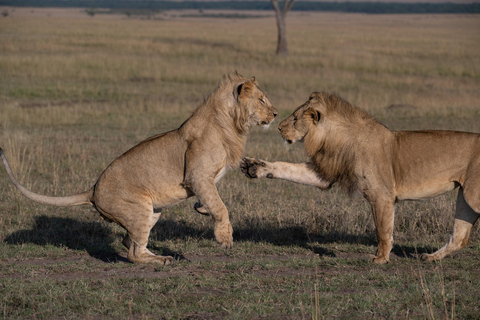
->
[4, 216, 187, 263]
[153, 218, 438, 260]
[151, 218, 384, 258]
[392, 244, 438, 259]
[6, 216, 434, 262]
[4, 215, 128, 263]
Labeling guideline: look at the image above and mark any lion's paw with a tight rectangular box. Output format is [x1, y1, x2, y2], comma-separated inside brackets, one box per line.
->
[240, 157, 268, 179]
[162, 256, 174, 265]
[372, 256, 389, 264]
[419, 253, 437, 262]
[214, 222, 233, 249]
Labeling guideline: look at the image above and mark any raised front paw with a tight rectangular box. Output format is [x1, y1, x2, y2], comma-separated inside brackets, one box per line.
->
[214, 222, 233, 249]
[240, 157, 269, 179]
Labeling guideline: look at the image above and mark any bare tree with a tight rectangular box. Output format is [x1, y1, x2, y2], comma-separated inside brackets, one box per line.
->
[271, 0, 295, 55]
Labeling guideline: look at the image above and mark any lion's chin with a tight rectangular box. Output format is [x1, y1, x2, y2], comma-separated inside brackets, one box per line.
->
[260, 122, 272, 129]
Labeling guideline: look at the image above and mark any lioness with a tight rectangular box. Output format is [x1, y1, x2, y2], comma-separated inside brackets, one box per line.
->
[1, 73, 277, 264]
[242, 92, 479, 264]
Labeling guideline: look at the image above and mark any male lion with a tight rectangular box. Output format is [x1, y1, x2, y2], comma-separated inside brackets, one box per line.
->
[1, 73, 277, 264]
[241, 92, 479, 264]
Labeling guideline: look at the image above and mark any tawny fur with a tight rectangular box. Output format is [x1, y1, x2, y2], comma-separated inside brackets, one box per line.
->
[1, 72, 277, 264]
[242, 92, 480, 264]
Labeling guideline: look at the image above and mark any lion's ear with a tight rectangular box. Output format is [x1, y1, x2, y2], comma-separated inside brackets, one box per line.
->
[250, 76, 258, 85]
[238, 81, 254, 95]
[234, 81, 254, 101]
[305, 108, 321, 125]
[309, 92, 321, 102]
[235, 83, 244, 99]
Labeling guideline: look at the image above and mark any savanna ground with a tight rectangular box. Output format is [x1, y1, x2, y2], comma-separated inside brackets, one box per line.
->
[0, 7, 479, 319]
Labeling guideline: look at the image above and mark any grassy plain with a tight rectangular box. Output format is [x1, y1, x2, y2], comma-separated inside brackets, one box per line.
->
[0, 8, 479, 319]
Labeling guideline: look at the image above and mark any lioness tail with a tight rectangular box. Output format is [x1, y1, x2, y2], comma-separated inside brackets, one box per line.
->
[0, 147, 92, 207]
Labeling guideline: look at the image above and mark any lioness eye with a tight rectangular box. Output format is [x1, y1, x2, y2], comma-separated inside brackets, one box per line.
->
[260, 98, 265, 104]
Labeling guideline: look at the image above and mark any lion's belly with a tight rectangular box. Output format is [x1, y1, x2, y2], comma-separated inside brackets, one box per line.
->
[396, 181, 457, 201]
[151, 184, 192, 208]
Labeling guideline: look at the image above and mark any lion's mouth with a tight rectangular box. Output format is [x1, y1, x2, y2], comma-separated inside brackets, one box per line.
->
[259, 118, 274, 129]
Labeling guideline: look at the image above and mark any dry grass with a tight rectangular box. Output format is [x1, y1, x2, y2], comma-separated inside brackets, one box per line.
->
[0, 8, 479, 319]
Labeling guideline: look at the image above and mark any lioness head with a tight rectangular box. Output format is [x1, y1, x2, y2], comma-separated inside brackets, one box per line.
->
[278, 92, 324, 144]
[234, 77, 277, 129]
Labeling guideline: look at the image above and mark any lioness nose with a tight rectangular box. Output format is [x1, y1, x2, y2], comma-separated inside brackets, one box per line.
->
[273, 110, 278, 118]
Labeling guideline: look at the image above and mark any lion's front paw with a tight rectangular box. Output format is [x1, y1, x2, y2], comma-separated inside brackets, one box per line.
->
[214, 222, 233, 249]
[240, 157, 269, 179]
[372, 255, 390, 264]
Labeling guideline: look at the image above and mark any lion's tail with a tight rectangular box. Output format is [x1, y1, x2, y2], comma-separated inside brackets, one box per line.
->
[0, 147, 93, 207]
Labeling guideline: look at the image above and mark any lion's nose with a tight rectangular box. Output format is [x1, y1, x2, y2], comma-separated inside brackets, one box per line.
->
[273, 110, 278, 118]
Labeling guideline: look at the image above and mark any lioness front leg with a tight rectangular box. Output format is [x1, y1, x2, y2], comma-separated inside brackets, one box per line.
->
[241, 157, 331, 189]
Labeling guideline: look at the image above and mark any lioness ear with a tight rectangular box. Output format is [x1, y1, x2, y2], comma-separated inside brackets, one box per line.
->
[305, 107, 321, 125]
[250, 76, 258, 85]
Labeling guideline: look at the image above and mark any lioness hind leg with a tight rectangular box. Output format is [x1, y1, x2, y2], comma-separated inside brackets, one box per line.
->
[421, 188, 479, 262]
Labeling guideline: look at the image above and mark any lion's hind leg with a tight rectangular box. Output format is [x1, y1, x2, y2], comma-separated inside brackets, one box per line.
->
[421, 187, 479, 261]
[99, 200, 173, 265]
[125, 207, 173, 265]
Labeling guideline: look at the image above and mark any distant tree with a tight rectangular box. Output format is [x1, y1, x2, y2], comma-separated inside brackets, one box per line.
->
[271, 0, 295, 55]
[85, 8, 95, 17]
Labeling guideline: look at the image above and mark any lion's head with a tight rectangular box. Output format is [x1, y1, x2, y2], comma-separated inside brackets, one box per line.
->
[234, 77, 277, 130]
[278, 92, 372, 193]
[278, 92, 326, 145]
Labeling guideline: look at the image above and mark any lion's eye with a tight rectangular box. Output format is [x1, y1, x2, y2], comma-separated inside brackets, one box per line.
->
[260, 98, 265, 104]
